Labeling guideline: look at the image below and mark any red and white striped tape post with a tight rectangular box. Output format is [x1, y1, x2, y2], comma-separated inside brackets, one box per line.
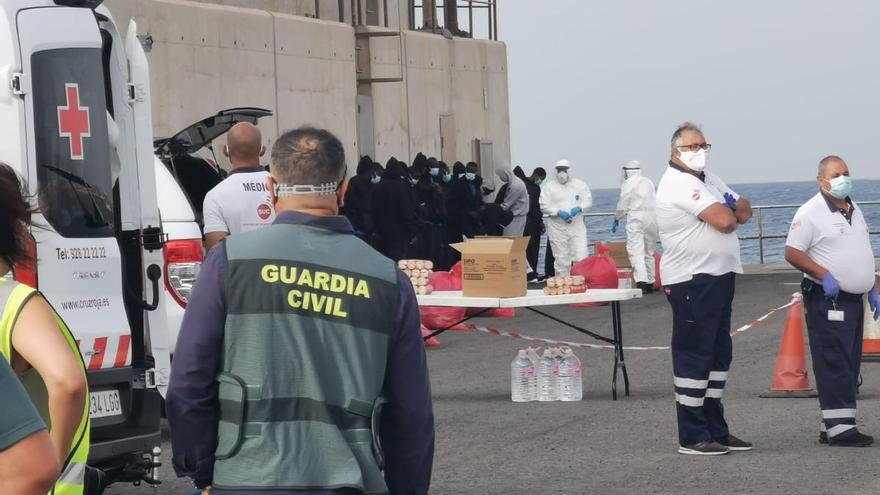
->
[421, 293, 800, 351]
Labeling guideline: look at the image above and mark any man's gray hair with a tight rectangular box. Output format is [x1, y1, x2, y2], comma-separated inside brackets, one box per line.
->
[818, 155, 845, 175]
[670, 122, 703, 148]
[270, 127, 347, 187]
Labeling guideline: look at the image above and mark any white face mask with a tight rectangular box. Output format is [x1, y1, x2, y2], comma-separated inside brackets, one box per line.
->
[678, 148, 707, 171]
[556, 171, 570, 184]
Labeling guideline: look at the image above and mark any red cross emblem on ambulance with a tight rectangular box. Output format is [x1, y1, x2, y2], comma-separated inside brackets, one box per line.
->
[57, 83, 91, 160]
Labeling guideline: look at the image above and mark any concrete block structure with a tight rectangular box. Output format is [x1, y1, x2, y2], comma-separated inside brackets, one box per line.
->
[105, 0, 509, 177]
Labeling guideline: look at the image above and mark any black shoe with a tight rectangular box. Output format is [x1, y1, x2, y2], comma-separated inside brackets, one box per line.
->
[678, 441, 730, 456]
[715, 434, 753, 451]
[645, 284, 654, 294]
[636, 282, 648, 295]
[828, 430, 874, 447]
[819, 432, 828, 444]
[527, 272, 538, 282]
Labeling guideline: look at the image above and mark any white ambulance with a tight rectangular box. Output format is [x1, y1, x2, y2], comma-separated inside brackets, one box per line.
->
[0, 0, 170, 490]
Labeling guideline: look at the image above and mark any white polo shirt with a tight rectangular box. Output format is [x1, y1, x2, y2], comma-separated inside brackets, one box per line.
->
[785, 192, 875, 294]
[202, 167, 275, 235]
[655, 164, 743, 285]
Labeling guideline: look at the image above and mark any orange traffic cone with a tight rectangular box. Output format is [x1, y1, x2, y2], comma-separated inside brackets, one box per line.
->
[864, 285, 880, 362]
[422, 325, 441, 347]
[761, 294, 817, 398]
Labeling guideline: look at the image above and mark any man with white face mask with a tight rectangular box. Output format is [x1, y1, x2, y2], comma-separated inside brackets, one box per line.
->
[785, 155, 878, 448]
[539, 159, 592, 276]
[655, 122, 753, 456]
[614, 160, 658, 294]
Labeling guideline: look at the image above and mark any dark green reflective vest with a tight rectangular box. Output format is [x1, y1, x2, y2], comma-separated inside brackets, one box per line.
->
[214, 222, 399, 493]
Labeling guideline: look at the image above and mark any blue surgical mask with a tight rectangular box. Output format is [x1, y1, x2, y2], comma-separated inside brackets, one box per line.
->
[410, 178, 418, 185]
[536, 179, 543, 186]
[371, 175, 381, 184]
[465, 172, 477, 181]
[826, 175, 852, 199]
[442, 173, 452, 184]
[429, 167, 440, 177]
[457, 173, 465, 179]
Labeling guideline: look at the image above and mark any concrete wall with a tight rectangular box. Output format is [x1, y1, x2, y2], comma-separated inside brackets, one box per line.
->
[105, 0, 508, 174]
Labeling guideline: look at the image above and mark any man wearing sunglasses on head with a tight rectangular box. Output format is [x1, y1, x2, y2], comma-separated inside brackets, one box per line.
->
[655, 122, 753, 456]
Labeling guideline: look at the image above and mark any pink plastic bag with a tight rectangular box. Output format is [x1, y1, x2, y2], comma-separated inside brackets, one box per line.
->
[419, 265, 468, 330]
[570, 243, 618, 308]
[421, 324, 441, 347]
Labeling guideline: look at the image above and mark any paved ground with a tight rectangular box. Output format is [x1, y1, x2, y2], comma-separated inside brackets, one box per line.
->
[107, 272, 880, 494]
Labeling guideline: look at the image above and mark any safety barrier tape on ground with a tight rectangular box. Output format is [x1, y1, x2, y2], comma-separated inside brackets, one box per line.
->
[423, 292, 801, 351]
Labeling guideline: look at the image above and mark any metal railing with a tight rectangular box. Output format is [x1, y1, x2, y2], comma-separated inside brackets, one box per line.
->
[410, 0, 498, 40]
[585, 200, 880, 264]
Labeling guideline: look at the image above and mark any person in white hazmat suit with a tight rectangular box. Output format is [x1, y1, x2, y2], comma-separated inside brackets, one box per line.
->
[613, 160, 659, 294]
[539, 159, 593, 276]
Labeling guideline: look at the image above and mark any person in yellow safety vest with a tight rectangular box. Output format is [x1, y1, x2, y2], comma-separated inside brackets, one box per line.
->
[0, 163, 89, 494]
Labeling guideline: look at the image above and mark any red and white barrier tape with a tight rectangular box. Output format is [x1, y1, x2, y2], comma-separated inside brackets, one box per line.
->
[728, 292, 800, 338]
[423, 293, 800, 351]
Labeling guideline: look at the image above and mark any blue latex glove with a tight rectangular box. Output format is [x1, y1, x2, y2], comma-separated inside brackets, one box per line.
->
[612, 219, 619, 233]
[821, 272, 840, 299]
[723, 192, 737, 210]
[557, 209, 571, 221]
[570, 207, 582, 218]
[869, 287, 880, 321]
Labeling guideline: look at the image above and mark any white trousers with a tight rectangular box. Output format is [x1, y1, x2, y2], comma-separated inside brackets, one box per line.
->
[547, 217, 588, 277]
[625, 211, 658, 284]
[503, 215, 527, 237]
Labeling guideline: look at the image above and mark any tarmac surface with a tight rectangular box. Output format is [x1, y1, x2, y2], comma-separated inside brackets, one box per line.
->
[107, 271, 880, 494]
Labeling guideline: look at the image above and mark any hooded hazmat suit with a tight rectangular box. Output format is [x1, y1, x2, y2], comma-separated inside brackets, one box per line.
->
[614, 163, 659, 286]
[539, 162, 593, 276]
[495, 162, 530, 236]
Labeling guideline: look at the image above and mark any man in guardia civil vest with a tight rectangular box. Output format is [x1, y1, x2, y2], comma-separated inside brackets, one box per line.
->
[167, 127, 435, 495]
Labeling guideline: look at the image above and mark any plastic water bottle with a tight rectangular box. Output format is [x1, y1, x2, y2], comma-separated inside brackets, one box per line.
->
[526, 347, 540, 367]
[558, 348, 583, 401]
[511, 350, 537, 402]
[537, 349, 559, 401]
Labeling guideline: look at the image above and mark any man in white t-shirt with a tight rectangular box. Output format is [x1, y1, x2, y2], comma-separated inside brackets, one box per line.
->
[785, 155, 879, 448]
[655, 122, 753, 456]
[203, 122, 275, 250]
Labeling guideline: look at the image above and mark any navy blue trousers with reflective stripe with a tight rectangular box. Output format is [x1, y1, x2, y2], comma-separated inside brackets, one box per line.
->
[666, 272, 735, 446]
[802, 280, 863, 439]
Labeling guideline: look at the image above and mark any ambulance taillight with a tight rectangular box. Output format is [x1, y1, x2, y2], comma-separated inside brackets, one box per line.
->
[163, 240, 203, 308]
[13, 235, 38, 289]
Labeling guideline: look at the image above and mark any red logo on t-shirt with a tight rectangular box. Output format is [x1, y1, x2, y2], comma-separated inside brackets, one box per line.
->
[257, 203, 272, 220]
[692, 191, 701, 201]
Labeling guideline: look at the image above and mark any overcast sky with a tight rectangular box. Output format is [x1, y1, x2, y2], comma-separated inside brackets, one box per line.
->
[499, 1, 880, 188]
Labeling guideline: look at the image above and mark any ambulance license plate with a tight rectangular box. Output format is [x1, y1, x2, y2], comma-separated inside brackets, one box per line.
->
[89, 390, 122, 419]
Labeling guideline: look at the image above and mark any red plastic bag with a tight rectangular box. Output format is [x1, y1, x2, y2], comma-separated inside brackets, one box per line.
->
[420, 267, 468, 330]
[653, 252, 662, 290]
[421, 324, 441, 347]
[570, 243, 618, 308]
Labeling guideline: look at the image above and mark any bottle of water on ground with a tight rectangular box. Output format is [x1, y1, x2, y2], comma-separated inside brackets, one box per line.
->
[526, 347, 540, 370]
[537, 349, 559, 401]
[558, 347, 583, 401]
[511, 350, 537, 402]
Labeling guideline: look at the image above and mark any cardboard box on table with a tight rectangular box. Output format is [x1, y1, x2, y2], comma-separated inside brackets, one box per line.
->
[450, 237, 529, 297]
[601, 242, 631, 268]
[598, 241, 634, 287]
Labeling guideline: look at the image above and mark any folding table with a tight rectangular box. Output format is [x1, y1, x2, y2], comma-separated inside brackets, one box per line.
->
[416, 289, 643, 400]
